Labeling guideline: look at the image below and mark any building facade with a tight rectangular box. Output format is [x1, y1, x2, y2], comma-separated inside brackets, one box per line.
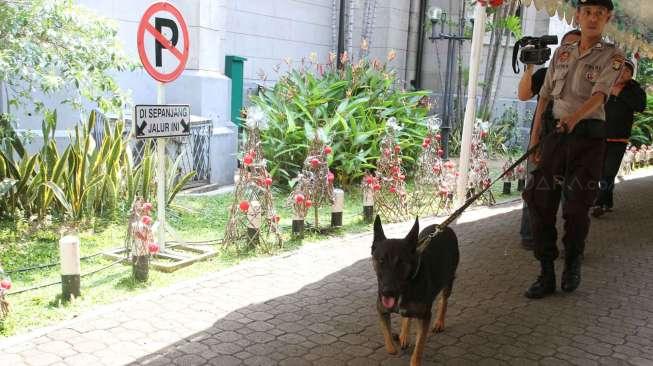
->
[6, 0, 564, 186]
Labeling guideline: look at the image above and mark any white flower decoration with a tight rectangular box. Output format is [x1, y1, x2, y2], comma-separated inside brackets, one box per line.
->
[246, 106, 269, 130]
[387, 117, 402, 132]
[425, 115, 442, 129]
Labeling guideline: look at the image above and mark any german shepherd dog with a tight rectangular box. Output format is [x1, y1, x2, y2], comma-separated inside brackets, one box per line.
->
[372, 216, 459, 366]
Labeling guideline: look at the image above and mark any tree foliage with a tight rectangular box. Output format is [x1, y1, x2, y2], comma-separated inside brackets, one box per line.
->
[0, 0, 135, 114]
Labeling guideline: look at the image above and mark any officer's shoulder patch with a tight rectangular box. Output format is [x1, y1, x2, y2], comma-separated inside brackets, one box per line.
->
[559, 51, 570, 62]
[612, 55, 624, 70]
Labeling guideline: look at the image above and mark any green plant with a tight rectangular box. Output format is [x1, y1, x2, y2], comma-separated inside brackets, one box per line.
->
[631, 94, 653, 146]
[0, 0, 135, 115]
[0, 111, 194, 221]
[251, 57, 429, 188]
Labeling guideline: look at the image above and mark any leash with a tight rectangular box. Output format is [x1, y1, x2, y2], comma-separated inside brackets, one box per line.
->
[419, 137, 548, 251]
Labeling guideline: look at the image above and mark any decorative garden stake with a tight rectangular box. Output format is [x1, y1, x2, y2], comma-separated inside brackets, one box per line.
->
[0, 266, 10, 319]
[467, 120, 495, 205]
[246, 200, 262, 247]
[223, 106, 282, 250]
[59, 235, 81, 301]
[373, 118, 409, 222]
[287, 131, 335, 234]
[636, 145, 647, 168]
[331, 188, 344, 227]
[412, 116, 451, 216]
[125, 198, 155, 282]
[502, 157, 515, 195]
[361, 173, 376, 223]
[517, 161, 527, 191]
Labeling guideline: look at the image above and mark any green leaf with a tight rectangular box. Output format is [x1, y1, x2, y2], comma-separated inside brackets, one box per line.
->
[44, 181, 72, 215]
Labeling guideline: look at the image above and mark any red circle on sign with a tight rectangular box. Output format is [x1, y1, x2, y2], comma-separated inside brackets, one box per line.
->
[137, 2, 190, 83]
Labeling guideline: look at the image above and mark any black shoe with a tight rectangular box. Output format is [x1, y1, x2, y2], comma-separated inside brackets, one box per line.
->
[525, 261, 556, 299]
[561, 256, 581, 292]
[591, 206, 605, 218]
[521, 239, 534, 250]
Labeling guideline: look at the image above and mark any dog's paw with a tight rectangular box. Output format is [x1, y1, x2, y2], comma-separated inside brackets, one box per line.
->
[384, 342, 398, 355]
[399, 333, 411, 349]
[431, 320, 445, 333]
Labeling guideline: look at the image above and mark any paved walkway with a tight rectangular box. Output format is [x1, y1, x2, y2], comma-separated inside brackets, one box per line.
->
[2, 171, 653, 366]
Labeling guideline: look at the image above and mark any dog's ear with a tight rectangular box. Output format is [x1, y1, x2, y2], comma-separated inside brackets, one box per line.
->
[372, 215, 386, 253]
[405, 217, 419, 249]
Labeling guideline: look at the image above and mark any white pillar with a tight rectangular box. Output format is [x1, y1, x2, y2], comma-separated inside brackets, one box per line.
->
[331, 188, 344, 227]
[59, 235, 81, 300]
[456, 4, 487, 206]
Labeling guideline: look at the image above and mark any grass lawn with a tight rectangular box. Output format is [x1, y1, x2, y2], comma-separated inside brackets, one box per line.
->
[0, 169, 523, 337]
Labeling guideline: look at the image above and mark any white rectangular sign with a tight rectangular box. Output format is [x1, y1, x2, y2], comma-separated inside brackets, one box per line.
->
[134, 104, 191, 139]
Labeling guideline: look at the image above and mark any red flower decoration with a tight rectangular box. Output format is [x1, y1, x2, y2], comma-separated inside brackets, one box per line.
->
[327, 171, 335, 183]
[272, 215, 281, 223]
[438, 149, 444, 157]
[295, 194, 305, 204]
[243, 154, 253, 165]
[383, 148, 391, 157]
[239, 200, 250, 212]
[141, 215, 153, 226]
[142, 202, 153, 212]
[264, 177, 273, 186]
[365, 176, 374, 185]
[389, 186, 397, 193]
[310, 158, 320, 168]
[304, 199, 313, 208]
[435, 134, 442, 141]
[394, 145, 401, 153]
[148, 242, 160, 254]
[1, 279, 11, 290]
[324, 146, 333, 155]
[373, 183, 381, 191]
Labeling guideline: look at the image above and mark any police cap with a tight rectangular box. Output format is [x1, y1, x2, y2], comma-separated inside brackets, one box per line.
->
[576, 0, 614, 10]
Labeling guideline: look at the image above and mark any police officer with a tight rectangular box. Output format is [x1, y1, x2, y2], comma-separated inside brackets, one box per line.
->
[517, 30, 582, 250]
[523, 0, 625, 299]
[592, 59, 646, 217]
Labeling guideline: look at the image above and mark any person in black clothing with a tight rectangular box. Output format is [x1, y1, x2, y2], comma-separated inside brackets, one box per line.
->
[517, 29, 582, 250]
[592, 60, 647, 217]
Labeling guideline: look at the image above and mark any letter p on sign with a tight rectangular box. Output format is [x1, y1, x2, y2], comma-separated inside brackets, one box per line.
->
[137, 2, 190, 83]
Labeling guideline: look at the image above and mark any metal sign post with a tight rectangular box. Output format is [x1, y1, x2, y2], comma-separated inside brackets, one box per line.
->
[157, 82, 167, 251]
[136, 2, 190, 252]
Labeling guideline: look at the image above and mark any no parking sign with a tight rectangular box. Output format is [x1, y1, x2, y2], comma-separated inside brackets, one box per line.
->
[137, 2, 189, 83]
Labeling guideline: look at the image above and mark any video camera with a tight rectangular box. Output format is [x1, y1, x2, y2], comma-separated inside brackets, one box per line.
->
[512, 35, 558, 73]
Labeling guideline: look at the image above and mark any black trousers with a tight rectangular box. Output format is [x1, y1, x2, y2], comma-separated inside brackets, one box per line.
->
[523, 132, 606, 262]
[595, 142, 627, 209]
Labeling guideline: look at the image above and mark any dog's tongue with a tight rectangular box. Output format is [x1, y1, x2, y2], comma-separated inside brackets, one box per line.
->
[381, 296, 396, 309]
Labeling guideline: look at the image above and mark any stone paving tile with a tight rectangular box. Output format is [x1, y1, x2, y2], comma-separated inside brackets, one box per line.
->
[2, 173, 653, 365]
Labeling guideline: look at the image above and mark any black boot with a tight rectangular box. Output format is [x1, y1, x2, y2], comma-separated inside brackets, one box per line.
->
[561, 256, 581, 292]
[525, 260, 556, 299]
